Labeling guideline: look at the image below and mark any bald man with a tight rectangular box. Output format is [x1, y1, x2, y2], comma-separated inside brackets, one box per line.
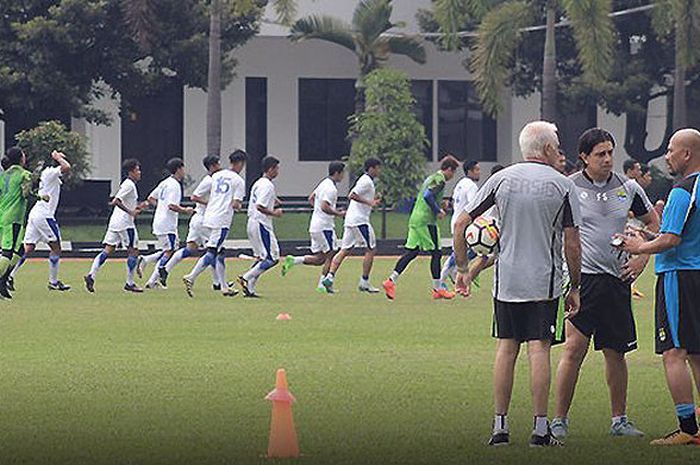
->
[620, 128, 700, 445]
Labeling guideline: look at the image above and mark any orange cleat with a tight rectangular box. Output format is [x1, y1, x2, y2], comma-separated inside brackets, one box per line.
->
[383, 279, 396, 300]
[432, 288, 456, 300]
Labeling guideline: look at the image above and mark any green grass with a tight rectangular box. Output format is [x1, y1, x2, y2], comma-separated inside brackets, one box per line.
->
[0, 258, 696, 465]
[57, 212, 452, 242]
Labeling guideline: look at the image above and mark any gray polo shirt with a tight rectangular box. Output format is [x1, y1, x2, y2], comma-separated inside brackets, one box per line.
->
[466, 161, 582, 303]
[570, 171, 653, 277]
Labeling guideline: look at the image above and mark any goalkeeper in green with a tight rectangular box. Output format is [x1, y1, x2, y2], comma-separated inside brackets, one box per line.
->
[0, 147, 44, 299]
[382, 155, 460, 300]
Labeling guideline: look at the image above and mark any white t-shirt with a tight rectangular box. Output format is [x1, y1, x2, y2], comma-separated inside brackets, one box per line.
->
[28, 166, 62, 219]
[203, 169, 245, 229]
[108, 178, 139, 231]
[309, 177, 338, 233]
[191, 175, 212, 217]
[344, 173, 375, 227]
[248, 177, 276, 229]
[149, 176, 182, 235]
[451, 177, 479, 232]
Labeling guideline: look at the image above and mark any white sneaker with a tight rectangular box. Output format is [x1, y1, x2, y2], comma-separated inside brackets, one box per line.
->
[550, 417, 569, 440]
[359, 282, 380, 293]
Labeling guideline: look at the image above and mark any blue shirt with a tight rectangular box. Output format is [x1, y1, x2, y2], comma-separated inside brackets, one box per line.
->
[655, 173, 700, 273]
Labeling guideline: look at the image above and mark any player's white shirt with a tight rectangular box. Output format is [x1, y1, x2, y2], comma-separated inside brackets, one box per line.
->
[344, 173, 375, 227]
[450, 176, 478, 233]
[107, 178, 139, 231]
[149, 176, 182, 235]
[203, 169, 245, 229]
[28, 166, 62, 219]
[191, 174, 213, 217]
[248, 176, 276, 229]
[309, 177, 338, 233]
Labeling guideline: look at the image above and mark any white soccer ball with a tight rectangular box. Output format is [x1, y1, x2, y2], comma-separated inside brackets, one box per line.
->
[465, 216, 500, 256]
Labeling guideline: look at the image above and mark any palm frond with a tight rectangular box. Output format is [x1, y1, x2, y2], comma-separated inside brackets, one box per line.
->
[383, 35, 427, 64]
[272, 0, 298, 26]
[651, 0, 700, 67]
[469, 0, 532, 116]
[352, 0, 394, 44]
[433, 0, 467, 50]
[561, 0, 615, 84]
[121, 0, 158, 51]
[289, 15, 356, 52]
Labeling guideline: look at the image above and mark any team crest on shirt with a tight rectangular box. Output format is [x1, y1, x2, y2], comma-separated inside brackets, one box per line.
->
[616, 189, 627, 200]
[659, 328, 667, 342]
[580, 191, 589, 200]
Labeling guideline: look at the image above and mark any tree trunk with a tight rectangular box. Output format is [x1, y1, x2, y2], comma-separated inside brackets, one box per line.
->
[672, 16, 688, 130]
[541, 2, 557, 122]
[207, 0, 222, 157]
[354, 76, 366, 116]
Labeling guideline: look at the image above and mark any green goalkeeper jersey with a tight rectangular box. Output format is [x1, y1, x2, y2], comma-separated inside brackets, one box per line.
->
[408, 170, 446, 227]
[0, 165, 33, 225]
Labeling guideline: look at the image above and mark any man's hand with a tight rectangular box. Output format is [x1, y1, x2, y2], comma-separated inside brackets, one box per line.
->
[614, 231, 645, 254]
[455, 271, 472, 297]
[621, 254, 649, 282]
[184, 206, 194, 215]
[371, 198, 381, 207]
[51, 150, 65, 161]
[437, 209, 446, 220]
[564, 288, 580, 320]
[272, 208, 283, 218]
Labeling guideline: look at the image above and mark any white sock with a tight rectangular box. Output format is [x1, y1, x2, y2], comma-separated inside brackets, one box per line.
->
[432, 279, 441, 290]
[89, 251, 107, 277]
[187, 255, 210, 282]
[126, 261, 136, 286]
[211, 266, 220, 286]
[10, 256, 25, 279]
[612, 415, 627, 426]
[317, 275, 325, 288]
[389, 270, 400, 282]
[216, 259, 228, 291]
[293, 256, 305, 265]
[493, 414, 509, 434]
[146, 265, 160, 286]
[48, 254, 59, 284]
[243, 262, 265, 281]
[248, 276, 257, 293]
[165, 248, 186, 273]
[533, 416, 549, 436]
[440, 259, 453, 284]
[142, 251, 162, 265]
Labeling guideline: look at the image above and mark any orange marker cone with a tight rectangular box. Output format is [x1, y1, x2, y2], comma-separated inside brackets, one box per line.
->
[276, 312, 292, 321]
[265, 368, 299, 458]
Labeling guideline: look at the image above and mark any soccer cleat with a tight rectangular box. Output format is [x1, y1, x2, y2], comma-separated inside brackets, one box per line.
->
[0, 278, 12, 299]
[145, 282, 160, 290]
[281, 256, 295, 277]
[136, 256, 145, 279]
[359, 283, 380, 294]
[213, 281, 235, 291]
[222, 289, 239, 297]
[529, 431, 564, 447]
[123, 283, 144, 293]
[432, 288, 456, 300]
[321, 276, 334, 293]
[316, 286, 328, 294]
[487, 432, 510, 446]
[237, 275, 253, 297]
[158, 267, 169, 288]
[48, 281, 71, 291]
[243, 292, 261, 299]
[650, 429, 700, 446]
[183, 277, 195, 298]
[383, 279, 396, 300]
[84, 275, 95, 293]
[550, 418, 569, 440]
[7, 276, 15, 292]
[610, 418, 644, 437]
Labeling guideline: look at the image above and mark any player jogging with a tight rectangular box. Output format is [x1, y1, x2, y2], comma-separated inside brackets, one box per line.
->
[321, 158, 382, 294]
[382, 155, 459, 300]
[10, 150, 72, 291]
[281, 161, 346, 292]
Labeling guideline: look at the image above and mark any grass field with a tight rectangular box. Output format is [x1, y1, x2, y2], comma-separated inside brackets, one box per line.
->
[1, 257, 698, 465]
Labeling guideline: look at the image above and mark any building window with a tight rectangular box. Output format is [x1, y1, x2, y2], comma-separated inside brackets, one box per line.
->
[438, 80, 496, 162]
[299, 78, 355, 161]
[411, 80, 433, 160]
[246, 77, 267, 189]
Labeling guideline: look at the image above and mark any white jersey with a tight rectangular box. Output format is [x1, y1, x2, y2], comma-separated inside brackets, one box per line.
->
[107, 178, 139, 231]
[191, 175, 213, 217]
[450, 177, 478, 233]
[28, 166, 62, 219]
[149, 176, 182, 235]
[309, 177, 338, 233]
[344, 173, 375, 227]
[203, 169, 245, 229]
[248, 177, 276, 229]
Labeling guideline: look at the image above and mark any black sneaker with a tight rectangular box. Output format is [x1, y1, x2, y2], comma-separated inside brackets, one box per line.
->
[0, 277, 12, 299]
[237, 276, 253, 297]
[158, 267, 168, 287]
[222, 289, 239, 297]
[488, 432, 510, 446]
[7, 276, 15, 292]
[84, 275, 95, 293]
[123, 283, 144, 293]
[213, 283, 221, 291]
[184, 277, 195, 298]
[529, 431, 564, 447]
[48, 281, 71, 291]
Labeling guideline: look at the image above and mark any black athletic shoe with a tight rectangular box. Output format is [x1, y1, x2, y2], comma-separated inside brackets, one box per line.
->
[158, 267, 169, 287]
[488, 432, 510, 446]
[222, 289, 239, 297]
[84, 275, 95, 293]
[529, 431, 564, 447]
[48, 281, 71, 291]
[237, 276, 253, 297]
[123, 283, 144, 293]
[213, 283, 221, 291]
[7, 276, 15, 292]
[0, 278, 12, 299]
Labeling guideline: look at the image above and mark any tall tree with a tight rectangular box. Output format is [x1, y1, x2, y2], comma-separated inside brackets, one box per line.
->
[289, 0, 427, 115]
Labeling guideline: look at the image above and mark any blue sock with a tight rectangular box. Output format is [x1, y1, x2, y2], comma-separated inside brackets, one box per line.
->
[676, 403, 698, 435]
[98, 251, 108, 265]
[127, 255, 137, 271]
[181, 248, 192, 259]
[203, 251, 216, 268]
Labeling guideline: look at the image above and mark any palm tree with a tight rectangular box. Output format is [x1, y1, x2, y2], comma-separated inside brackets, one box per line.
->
[434, 0, 615, 120]
[289, 0, 427, 115]
[651, 0, 700, 129]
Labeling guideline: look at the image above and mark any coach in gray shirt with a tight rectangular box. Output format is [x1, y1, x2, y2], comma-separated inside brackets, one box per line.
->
[551, 128, 659, 440]
[454, 121, 582, 447]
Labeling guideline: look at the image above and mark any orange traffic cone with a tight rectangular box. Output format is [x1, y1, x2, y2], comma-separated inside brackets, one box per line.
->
[265, 368, 299, 458]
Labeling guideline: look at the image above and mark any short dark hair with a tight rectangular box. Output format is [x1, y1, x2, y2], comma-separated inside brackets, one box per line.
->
[203, 155, 220, 170]
[122, 158, 140, 175]
[166, 157, 184, 174]
[440, 154, 460, 171]
[229, 149, 247, 165]
[623, 159, 640, 174]
[328, 161, 345, 176]
[564, 160, 578, 175]
[1, 157, 10, 170]
[262, 156, 280, 174]
[364, 158, 381, 171]
[640, 164, 651, 176]
[490, 164, 505, 175]
[5, 146, 24, 166]
[463, 160, 479, 176]
[578, 128, 615, 156]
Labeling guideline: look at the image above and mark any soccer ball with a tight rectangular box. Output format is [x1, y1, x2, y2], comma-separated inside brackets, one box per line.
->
[465, 216, 499, 256]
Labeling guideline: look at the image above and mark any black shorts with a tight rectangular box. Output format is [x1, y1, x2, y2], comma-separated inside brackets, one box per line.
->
[569, 274, 637, 353]
[655, 270, 700, 355]
[493, 298, 561, 343]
